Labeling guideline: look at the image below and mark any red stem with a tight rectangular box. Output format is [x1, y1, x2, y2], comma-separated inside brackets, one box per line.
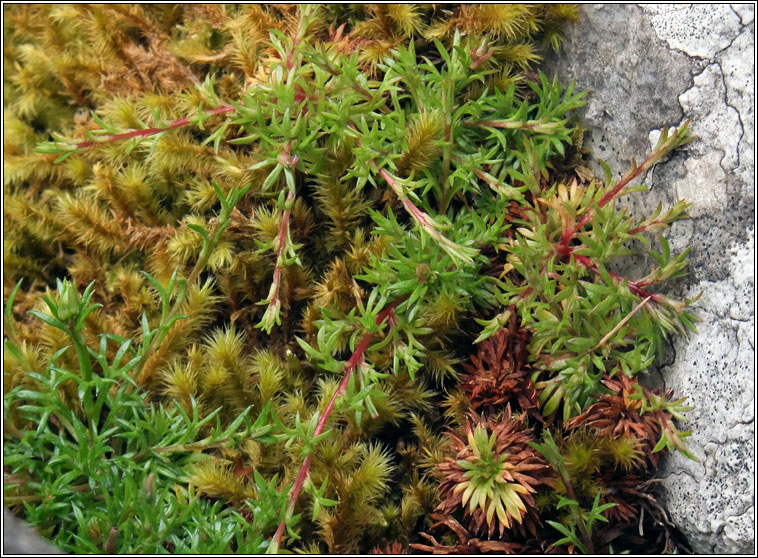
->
[572, 252, 659, 301]
[74, 105, 236, 149]
[469, 47, 496, 70]
[559, 148, 663, 250]
[378, 168, 437, 231]
[270, 297, 404, 552]
[377, 167, 400, 194]
[627, 220, 664, 235]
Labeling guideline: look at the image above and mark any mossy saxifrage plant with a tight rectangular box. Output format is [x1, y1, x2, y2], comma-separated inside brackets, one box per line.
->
[5, 4, 699, 554]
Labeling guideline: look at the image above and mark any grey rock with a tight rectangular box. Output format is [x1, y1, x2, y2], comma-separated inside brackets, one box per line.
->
[543, 4, 755, 554]
[3, 507, 64, 554]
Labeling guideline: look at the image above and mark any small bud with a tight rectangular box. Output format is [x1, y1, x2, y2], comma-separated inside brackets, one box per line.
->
[277, 151, 299, 169]
[416, 263, 431, 284]
[286, 348, 303, 375]
[57, 280, 81, 322]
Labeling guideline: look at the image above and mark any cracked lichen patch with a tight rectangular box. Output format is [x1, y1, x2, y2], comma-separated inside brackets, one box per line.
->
[731, 3, 755, 26]
[660, 309, 755, 552]
[718, 28, 754, 132]
[666, 319, 750, 431]
[662, 427, 754, 553]
[717, 27, 755, 185]
[673, 150, 728, 217]
[676, 63, 741, 171]
[726, 234, 755, 322]
[641, 4, 741, 59]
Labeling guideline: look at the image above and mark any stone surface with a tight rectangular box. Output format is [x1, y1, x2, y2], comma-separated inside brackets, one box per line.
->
[543, 4, 755, 554]
[3, 507, 64, 554]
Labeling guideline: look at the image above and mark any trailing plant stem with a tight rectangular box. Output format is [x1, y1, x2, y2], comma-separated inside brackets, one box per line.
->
[269, 298, 403, 553]
[572, 253, 659, 301]
[74, 105, 235, 149]
[559, 121, 692, 250]
[378, 168, 476, 264]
